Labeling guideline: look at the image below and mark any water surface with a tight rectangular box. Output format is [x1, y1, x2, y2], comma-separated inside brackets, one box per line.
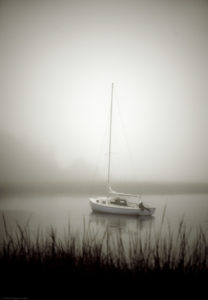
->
[0, 193, 207, 244]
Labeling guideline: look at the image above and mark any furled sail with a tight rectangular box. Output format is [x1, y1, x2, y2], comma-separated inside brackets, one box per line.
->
[108, 186, 140, 198]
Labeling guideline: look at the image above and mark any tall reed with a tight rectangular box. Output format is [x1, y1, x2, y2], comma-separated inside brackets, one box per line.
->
[0, 213, 207, 276]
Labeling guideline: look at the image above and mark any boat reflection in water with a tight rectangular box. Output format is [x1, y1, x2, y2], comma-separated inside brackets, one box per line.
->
[89, 211, 155, 235]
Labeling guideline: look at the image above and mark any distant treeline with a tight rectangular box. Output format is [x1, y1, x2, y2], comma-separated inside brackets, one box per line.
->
[0, 181, 208, 196]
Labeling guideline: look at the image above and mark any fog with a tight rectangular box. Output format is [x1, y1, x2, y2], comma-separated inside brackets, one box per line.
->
[0, 0, 208, 186]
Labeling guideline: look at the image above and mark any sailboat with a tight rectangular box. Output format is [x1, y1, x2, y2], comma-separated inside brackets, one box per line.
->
[89, 83, 155, 216]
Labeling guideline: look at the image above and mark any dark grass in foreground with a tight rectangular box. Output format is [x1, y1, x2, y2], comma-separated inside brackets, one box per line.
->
[0, 215, 207, 298]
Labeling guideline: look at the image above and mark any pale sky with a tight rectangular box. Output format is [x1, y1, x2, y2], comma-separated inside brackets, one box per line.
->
[0, 0, 208, 183]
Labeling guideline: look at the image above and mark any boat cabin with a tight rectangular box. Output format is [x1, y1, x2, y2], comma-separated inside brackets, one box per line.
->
[110, 197, 128, 206]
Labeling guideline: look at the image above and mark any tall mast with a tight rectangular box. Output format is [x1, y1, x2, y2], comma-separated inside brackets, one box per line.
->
[107, 83, 114, 194]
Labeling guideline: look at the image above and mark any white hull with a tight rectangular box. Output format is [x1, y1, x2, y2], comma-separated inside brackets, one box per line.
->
[89, 197, 155, 216]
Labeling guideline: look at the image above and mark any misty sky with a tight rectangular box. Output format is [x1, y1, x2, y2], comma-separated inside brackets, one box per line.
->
[0, 0, 208, 183]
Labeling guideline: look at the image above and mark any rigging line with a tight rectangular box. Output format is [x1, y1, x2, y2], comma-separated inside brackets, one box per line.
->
[88, 101, 109, 196]
[107, 83, 114, 192]
[115, 99, 138, 184]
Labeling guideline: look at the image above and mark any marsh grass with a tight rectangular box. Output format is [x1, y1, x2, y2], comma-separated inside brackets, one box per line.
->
[0, 213, 207, 297]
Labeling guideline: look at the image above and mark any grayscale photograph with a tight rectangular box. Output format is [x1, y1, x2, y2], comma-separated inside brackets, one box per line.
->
[0, 0, 207, 299]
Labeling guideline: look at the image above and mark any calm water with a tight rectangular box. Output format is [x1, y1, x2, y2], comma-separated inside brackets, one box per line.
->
[0, 193, 208, 244]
